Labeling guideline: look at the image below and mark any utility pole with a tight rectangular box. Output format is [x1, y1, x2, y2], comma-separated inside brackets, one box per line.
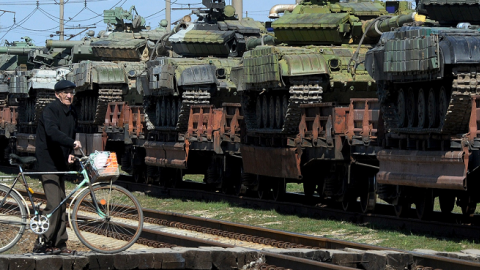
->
[166, 0, 171, 31]
[232, 0, 243, 20]
[59, 0, 64, 40]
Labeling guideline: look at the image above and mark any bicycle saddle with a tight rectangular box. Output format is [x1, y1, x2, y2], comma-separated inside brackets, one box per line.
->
[9, 153, 37, 166]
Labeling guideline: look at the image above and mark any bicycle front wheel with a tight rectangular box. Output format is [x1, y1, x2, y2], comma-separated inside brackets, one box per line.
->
[0, 185, 28, 253]
[71, 183, 143, 253]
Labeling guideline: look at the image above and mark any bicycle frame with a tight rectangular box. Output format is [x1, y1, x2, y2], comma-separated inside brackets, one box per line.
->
[0, 158, 108, 226]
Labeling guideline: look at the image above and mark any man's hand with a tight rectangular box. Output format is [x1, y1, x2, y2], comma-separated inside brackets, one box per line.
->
[73, 140, 82, 150]
[68, 154, 75, 164]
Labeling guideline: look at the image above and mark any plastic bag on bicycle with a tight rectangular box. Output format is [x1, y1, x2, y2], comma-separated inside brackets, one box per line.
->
[85, 151, 119, 183]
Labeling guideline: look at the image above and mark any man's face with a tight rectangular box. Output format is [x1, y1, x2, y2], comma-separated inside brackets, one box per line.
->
[55, 88, 75, 106]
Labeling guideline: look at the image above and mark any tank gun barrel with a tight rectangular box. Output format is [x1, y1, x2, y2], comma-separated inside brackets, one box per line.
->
[46, 40, 86, 49]
[246, 35, 276, 50]
[0, 47, 42, 55]
[363, 12, 426, 39]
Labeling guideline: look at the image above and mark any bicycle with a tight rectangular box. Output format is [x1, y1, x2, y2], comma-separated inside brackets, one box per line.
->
[0, 150, 144, 254]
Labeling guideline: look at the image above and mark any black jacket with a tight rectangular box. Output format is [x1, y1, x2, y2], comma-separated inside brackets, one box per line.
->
[35, 98, 77, 172]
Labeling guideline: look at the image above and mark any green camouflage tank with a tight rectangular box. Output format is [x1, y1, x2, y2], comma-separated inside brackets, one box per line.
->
[67, 6, 169, 134]
[365, 0, 480, 217]
[228, 0, 422, 202]
[135, 0, 270, 189]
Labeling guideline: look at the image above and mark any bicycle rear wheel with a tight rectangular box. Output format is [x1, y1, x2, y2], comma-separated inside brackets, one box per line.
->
[71, 183, 143, 253]
[0, 185, 28, 253]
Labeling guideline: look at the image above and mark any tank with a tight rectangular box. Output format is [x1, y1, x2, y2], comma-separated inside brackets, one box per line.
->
[229, 0, 420, 206]
[134, 0, 270, 191]
[365, 0, 480, 218]
[14, 35, 102, 155]
[62, 6, 169, 155]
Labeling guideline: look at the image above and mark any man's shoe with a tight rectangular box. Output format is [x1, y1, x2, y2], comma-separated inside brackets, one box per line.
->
[45, 247, 61, 255]
[60, 247, 76, 255]
[32, 243, 47, 254]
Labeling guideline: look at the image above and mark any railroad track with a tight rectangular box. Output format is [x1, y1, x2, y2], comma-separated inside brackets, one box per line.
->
[12, 187, 480, 269]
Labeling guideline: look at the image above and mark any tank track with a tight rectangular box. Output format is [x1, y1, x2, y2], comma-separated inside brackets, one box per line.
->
[176, 88, 211, 131]
[35, 90, 56, 123]
[383, 69, 477, 135]
[94, 86, 123, 125]
[0, 93, 7, 107]
[243, 82, 323, 135]
[283, 84, 323, 133]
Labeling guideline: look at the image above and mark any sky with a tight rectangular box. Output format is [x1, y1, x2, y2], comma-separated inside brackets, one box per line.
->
[0, 0, 296, 46]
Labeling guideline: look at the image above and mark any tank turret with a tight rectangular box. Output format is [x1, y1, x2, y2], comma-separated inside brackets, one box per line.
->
[270, 0, 416, 45]
[89, 6, 169, 61]
[168, 0, 273, 57]
[0, 37, 43, 71]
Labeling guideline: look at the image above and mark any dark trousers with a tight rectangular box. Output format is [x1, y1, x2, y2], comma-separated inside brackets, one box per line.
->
[41, 174, 68, 248]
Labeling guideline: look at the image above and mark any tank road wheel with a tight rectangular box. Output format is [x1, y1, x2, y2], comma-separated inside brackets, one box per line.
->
[275, 96, 282, 128]
[427, 88, 437, 128]
[262, 95, 269, 128]
[269, 96, 276, 128]
[155, 100, 161, 126]
[417, 88, 427, 128]
[282, 95, 288, 124]
[414, 189, 434, 220]
[256, 96, 262, 128]
[406, 88, 417, 128]
[161, 98, 166, 126]
[397, 89, 406, 127]
[438, 86, 449, 129]
[439, 194, 455, 214]
[272, 178, 286, 201]
[171, 98, 177, 126]
[166, 99, 171, 127]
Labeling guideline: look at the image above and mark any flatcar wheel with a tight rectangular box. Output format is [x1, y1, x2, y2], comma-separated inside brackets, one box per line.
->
[417, 88, 426, 128]
[460, 196, 476, 217]
[397, 89, 406, 127]
[406, 88, 417, 128]
[269, 96, 276, 128]
[360, 191, 376, 214]
[341, 196, 356, 212]
[133, 166, 147, 183]
[393, 198, 411, 218]
[414, 190, 433, 220]
[275, 96, 282, 128]
[439, 194, 455, 214]
[303, 181, 315, 198]
[272, 179, 286, 201]
[427, 88, 437, 128]
[257, 176, 272, 200]
[262, 95, 269, 128]
[438, 86, 448, 129]
[256, 96, 262, 128]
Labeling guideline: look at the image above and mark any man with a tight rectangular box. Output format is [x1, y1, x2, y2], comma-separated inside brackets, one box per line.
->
[34, 79, 82, 255]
